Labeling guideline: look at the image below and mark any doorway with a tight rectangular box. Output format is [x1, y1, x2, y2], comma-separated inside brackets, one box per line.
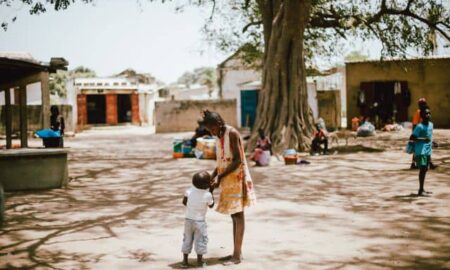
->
[87, 95, 106, 124]
[240, 90, 259, 128]
[117, 94, 132, 123]
[359, 81, 409, 127]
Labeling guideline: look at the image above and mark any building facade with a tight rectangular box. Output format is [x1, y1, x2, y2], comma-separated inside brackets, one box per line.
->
[66, 77, 157, 130]
[346, 56, 450, 128]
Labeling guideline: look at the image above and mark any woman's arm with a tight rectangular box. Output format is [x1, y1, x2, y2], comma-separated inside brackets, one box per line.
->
[210, 168, 218, 191]
[60, 116, 65, 136]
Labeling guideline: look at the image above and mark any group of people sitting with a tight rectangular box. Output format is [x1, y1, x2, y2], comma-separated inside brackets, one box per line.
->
[249, 123, 328, 166]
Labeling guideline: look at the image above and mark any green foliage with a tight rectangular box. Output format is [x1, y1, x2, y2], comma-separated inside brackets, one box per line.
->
[177, 67, 216, 89]
[49, 66, 96, 97]
[2, 0, 449, 61]
[194, 0, 450, 62]
[344, 50, 370, 62]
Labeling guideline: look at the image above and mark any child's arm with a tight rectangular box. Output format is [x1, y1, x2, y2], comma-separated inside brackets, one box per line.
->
[208, 193, 215, 208]
[182, 196, 188, 206]
[410, 126, 430, 142]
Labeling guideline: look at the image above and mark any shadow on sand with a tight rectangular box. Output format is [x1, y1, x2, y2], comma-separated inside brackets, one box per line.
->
[168, 257, 225, 269]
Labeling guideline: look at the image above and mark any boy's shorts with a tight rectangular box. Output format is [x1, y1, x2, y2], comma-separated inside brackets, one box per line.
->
[416, 155, 430, 168]
[181, 219, 208, 255]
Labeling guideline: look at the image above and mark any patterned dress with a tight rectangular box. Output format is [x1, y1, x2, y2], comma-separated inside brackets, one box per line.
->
[215, 125, 256, 215]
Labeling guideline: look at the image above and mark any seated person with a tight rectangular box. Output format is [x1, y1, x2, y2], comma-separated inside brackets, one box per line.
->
[191, 119, 211, 148]
[311, 124, 328, 155]
[250, 129, 272, 166]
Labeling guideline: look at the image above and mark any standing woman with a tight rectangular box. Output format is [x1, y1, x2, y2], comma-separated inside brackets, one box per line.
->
[50, 105, 65, 147]
[203, 110, 256, 265]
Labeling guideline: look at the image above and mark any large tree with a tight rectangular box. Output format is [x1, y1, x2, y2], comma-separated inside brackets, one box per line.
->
[3, 0, 449, 152]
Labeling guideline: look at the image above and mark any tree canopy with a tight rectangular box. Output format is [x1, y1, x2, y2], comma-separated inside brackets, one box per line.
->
[49, 66, 96, 97]
[2, 0, 448, 63]
[177, 67, 215, 87]
[198, 0, 450, 63]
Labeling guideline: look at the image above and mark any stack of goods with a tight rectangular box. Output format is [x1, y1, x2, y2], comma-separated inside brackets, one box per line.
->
[195, 137, 217, 159]
[357, 122, 376, 137]
[283, 149, 297, 165]
[172, 139, 184, 159]
[182, 140, 195, 158]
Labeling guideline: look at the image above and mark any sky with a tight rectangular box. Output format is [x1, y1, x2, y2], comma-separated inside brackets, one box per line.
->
[1, 0, 449, 84]
[0, 0, 226, 84]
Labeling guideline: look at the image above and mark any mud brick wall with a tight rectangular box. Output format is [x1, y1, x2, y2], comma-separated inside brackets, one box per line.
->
[155, 99, 237, 133]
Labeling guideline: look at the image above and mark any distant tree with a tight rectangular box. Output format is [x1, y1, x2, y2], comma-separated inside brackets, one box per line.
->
[199, 68, 216, 97]
[49, 66, 96, 97]
[4, 0, 450, 152]
[177, 67, 216, 96]
[115, 68, 162, 85]
[344, 50, 370, 62]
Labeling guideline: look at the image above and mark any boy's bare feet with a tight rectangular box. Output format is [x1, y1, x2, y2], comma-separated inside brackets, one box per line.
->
[197, 255, 206, 267]
[181, 254, 189, 268]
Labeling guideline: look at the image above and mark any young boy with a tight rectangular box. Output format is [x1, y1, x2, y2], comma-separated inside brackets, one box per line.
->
[410, 108, 433, 196]
[181, 171, 214, 267]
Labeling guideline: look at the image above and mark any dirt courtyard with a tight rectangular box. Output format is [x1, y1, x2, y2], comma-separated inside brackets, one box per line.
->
[1, 127, 449, 269]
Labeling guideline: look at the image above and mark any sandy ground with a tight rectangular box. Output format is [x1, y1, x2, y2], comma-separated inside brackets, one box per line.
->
[1, 126, 449, 269]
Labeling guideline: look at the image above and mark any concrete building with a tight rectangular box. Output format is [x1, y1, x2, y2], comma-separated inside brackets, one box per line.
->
[0, 52, 69, 195]
[217, 51, 261, 128]
[346, 56, 450, 128]
[0, 52, 70, 139]
[66, 77, 158, 130]
[310, 67, 346, 128]
[217, 51, 323, 128]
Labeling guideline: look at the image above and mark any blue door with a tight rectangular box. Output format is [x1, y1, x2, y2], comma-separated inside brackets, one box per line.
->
[241, 90, 259, 128]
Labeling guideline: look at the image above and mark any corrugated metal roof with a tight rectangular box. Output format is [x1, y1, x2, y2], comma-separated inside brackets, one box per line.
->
[0, 51, 41, 65]
[345, 55, 450, 64]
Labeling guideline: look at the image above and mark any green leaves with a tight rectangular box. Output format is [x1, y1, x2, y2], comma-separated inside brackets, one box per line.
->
[49, 66, 96, 97]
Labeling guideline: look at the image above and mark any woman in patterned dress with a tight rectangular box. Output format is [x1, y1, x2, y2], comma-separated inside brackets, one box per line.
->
[202, 110, 256, 264]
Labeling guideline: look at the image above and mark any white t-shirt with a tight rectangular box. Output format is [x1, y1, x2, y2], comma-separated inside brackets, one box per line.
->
[185, 186, 214, 221]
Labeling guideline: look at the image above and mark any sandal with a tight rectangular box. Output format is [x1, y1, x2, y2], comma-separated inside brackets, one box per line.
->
[222, 258, 241, 265]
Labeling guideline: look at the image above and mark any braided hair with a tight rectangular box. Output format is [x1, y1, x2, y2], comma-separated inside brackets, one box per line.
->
[202, 110, 225, 128]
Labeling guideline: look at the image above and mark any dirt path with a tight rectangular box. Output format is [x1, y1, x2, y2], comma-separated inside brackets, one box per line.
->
[1, 127, 449, 269]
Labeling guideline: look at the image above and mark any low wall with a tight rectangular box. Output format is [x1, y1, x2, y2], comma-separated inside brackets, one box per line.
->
[155, 99, 237, 133]
[0, 149, 69, 191]
[0, 105, 73, 135]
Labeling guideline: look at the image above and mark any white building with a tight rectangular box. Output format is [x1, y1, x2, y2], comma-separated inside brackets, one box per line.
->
[66, 77, 158, 130]
[217, 51, 261, 128]
[217, 51, 319, 128]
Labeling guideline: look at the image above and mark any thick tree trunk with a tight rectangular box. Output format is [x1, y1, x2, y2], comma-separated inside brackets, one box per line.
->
[253, 0, 315, 153]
